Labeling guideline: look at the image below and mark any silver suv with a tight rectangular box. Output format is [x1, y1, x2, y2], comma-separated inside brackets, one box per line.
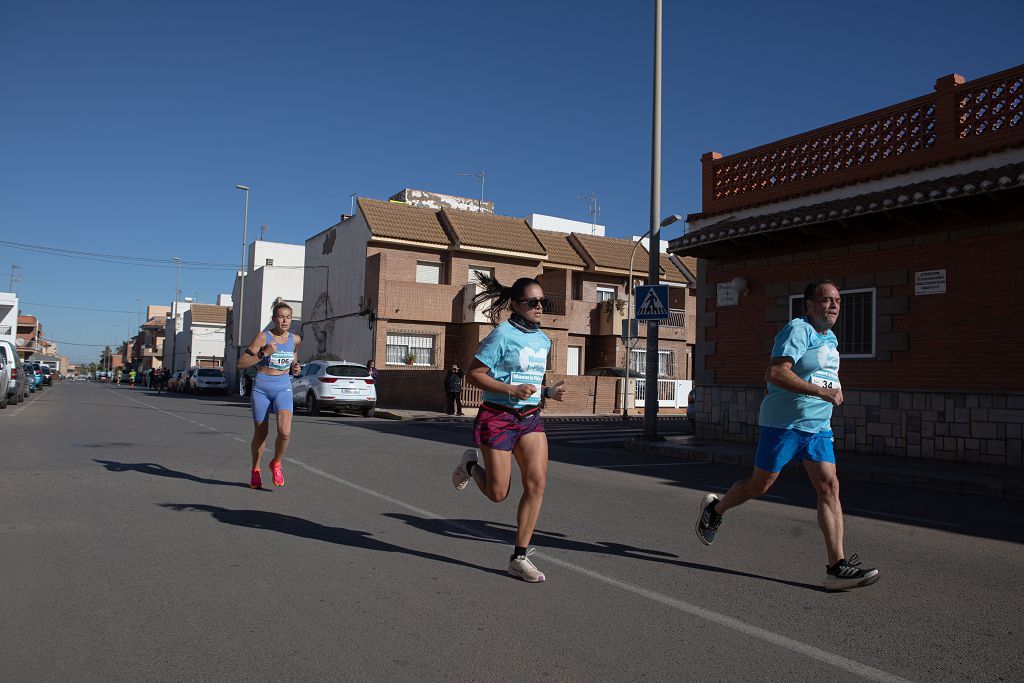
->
[188, 367, 229, 395]
[292, 360, 376, 417]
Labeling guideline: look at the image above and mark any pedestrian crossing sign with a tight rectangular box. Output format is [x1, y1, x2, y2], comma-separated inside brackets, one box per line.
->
[634, 285, 669, 320]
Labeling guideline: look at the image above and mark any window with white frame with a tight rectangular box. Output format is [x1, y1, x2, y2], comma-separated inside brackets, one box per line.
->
[789, 287, 875, 358]
[596, 286, 616, 303]
[415, 261, 442, 284]
[468, 265, 492, 285]
[630, 349, 673, 377]
[385, 333, 435, 365]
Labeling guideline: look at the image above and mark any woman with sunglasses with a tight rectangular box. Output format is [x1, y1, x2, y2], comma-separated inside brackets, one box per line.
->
[451, 275, 566, 582]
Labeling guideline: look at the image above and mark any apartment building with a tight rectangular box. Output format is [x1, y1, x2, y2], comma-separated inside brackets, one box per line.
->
[224, 240, 304, 389]
[670, 64, 1024, 467]
[0, 292, 17, 347]
[302, 190, 695, 413]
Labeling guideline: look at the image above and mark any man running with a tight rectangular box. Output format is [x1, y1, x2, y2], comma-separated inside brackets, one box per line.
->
[695, 279, 879, 591]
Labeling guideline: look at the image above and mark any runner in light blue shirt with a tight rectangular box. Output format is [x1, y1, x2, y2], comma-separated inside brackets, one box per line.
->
[475, 320, 551, 409]
[694, 279, 879, 592]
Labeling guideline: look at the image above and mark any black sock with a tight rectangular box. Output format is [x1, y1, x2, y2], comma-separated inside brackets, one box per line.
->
[512, 545, 527, 559]
[465, 461, 476, 476]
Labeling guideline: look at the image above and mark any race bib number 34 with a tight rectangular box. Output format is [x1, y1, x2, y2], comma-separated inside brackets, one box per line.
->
[811, 375, 840, 390]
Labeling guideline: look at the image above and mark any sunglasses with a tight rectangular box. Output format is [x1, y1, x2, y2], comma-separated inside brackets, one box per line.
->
[516, 297, 549, 309]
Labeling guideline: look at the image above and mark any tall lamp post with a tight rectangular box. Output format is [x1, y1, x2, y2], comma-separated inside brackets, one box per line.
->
[644, 0, 664, 440]
[234, 184, 250, 392]
[622, 214, 681, 418]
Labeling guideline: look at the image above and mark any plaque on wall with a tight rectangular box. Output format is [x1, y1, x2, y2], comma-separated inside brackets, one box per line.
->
[915, 269, 946, 295]
[716, 282, 739, 307]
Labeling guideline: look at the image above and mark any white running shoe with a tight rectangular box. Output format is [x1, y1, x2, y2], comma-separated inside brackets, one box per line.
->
[508, 548, 546, 583]
[452, 448, 478, 491]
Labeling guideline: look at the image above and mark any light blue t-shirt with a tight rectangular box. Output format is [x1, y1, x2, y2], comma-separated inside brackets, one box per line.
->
[758, 317, 840, 433]
[475, 321, 551, 408]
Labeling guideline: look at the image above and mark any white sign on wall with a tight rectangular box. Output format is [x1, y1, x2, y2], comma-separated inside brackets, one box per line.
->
[716, 282, 739, 307]
[915, 269, 946, 295]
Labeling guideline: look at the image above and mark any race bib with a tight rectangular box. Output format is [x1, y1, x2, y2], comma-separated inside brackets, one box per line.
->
[268, 351, 295, 371]
[810, 374, 840, 390]
[510, 371, 543, 406]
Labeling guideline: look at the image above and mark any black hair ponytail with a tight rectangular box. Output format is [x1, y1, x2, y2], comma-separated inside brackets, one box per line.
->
[471, 274, 541, 325]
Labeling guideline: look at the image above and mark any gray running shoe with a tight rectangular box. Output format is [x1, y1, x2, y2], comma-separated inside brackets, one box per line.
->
[824, 554, 880, 591]
[695, 493, 722, 545]
[508, 548, 546, 583]
[451, 448, 478, 491]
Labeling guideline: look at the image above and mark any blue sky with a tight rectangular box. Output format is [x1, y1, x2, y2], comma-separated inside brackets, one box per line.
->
[2, 0, 1021, 362]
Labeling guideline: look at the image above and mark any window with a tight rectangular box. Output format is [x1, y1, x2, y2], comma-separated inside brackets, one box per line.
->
[788, 287, 875, 358]
[416, 261, 442, 284]
[596, 286, 616, 303]
[468, 265, 492, 285]
[571, 273, 583, 301]
[386, 333, 435, 366]
[630, 349, 673, 377]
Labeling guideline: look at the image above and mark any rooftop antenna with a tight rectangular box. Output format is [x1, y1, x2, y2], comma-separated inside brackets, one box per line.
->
[9, 264, 21, 293]
[578, 193, 600, 234]
[457, 170, 486, 211]
[258, 224, 268, 241]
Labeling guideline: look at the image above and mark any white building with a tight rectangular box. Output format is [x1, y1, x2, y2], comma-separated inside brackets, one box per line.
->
[171, 304, 229, 371]
[0, 291, 17, 347]
[162, 300, 191, 372]
[526, 214, 605, 237]
[224, 240, 304, 388]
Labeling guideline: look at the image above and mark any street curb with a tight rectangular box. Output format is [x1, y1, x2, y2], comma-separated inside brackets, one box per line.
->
[371, 410, 406, 421]
[625, 438, 1024, 500]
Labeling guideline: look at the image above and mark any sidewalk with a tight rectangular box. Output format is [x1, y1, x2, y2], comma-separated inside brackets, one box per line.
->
[626, 434, 1024, 500]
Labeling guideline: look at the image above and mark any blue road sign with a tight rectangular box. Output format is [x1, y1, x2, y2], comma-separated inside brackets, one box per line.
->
[634, 285, 669, 320]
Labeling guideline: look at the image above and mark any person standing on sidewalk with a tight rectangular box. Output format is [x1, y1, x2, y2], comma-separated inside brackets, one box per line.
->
[451, 275, 566, 582]
[694, 279, 880, 591]
[444, 363, 465, 416]
[237, 298, 301, 489]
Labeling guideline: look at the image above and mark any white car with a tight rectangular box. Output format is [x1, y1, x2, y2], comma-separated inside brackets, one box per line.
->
[189, 367, 229, 395]
[292, 360, 376, 417]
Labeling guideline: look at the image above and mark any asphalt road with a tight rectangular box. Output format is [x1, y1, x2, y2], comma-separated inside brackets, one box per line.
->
[2, 382, 1021, 681]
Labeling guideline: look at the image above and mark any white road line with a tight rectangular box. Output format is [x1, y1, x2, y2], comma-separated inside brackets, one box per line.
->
[113, 391, 907, 682]
[847, 508, 961, 529]
[284, 456, 907, 683]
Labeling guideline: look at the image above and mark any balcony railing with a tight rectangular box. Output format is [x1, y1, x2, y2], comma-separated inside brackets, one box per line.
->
[541, 294, 567, 316]
[699, 65, 1024, 216]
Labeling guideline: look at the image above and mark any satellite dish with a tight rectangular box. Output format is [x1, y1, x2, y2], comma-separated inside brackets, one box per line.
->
[15, 338, 25, 347]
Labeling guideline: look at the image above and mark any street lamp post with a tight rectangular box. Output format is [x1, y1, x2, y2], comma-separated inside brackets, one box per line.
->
[644, 0, 664, 441]
[235, 184, 250, 393]
[622, 214, 681, 418]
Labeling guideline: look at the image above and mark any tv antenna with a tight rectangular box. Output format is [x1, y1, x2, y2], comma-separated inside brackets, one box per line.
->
[9, 264, 21, 293]
[578, 193, 600, 234]
[457, 170, 486, 211]
[258, 224, 269, 241]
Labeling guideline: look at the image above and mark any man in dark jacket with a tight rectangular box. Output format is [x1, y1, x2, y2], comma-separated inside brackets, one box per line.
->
[444, 364, 465, 416]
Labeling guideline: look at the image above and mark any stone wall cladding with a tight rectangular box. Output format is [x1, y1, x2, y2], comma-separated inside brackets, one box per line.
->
[695, 385, 1024, 469]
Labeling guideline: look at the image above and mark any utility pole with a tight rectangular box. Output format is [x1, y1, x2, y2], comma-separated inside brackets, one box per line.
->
[644, 0, 663, 441]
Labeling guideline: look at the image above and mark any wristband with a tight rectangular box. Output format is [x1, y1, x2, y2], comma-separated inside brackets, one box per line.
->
[257, 350, 265, 359]
[542, 386, 551, 399]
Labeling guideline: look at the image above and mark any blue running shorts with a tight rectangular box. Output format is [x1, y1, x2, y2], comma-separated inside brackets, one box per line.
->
[755, 426, 835, 473]
[251, 373, 293, 423]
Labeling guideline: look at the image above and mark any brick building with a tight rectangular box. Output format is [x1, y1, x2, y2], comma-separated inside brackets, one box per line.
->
[302, 190, 696, 413]
[670, 65, 1024, 468]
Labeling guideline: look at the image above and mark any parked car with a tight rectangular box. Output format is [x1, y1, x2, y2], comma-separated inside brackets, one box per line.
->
[292, 360, 376, 417]
[176, 368, 192, 392]
[0, 354, 9, 408]
[189, 367, 229, 395]
[583, 367, 645, 378]
[28, 362, 43, 390]
[0, 340, 27, 404]
[39, 365, 53, 386]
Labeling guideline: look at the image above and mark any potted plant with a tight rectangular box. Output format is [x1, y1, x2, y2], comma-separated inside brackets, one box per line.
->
[403, 352, 417, 365]
[601, 297, 626, 322]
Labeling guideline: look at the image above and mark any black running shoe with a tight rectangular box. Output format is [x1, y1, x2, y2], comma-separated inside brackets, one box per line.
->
[695, 493, 722, 545]
[824, 554, 880, 591]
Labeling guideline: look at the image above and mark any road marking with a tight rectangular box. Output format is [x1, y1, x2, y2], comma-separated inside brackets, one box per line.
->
[286, 456, 907, 683]
[109, 391, 907, 681]
[847, 508, 961, 529]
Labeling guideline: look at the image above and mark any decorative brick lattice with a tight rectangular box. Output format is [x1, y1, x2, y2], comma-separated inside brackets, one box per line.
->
[958, 75, 1023, 139]
[713, 103, 937, 201]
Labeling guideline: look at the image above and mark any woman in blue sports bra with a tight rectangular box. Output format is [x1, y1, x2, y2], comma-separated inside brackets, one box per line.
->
[237, 297, 302, 489]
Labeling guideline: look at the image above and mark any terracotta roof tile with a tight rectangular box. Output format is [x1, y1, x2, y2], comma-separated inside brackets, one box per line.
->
[359, 197, 450, 246]
[189, 304, 228, 325]
[441, 208, 546, 256]
[660, 253, 688, 283]
[570, 233, 650, 273]
[532, 230, 586, 268]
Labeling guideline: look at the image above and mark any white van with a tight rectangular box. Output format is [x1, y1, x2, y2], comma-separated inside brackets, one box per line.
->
[0, 340, 26, 405]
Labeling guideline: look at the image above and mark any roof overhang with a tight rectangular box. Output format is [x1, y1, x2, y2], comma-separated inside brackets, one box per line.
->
[369, 236, 449, 251]
[452, 244, 548, 261]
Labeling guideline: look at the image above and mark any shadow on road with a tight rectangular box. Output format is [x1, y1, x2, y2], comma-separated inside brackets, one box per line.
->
[95, 460, 257, 490]
[159, 503, 506, 578]
[383, 513, 824, 592]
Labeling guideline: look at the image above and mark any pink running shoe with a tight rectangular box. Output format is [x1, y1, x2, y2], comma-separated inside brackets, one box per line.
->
[269, 460, 284, 487]
[250, 468, 262, 489]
